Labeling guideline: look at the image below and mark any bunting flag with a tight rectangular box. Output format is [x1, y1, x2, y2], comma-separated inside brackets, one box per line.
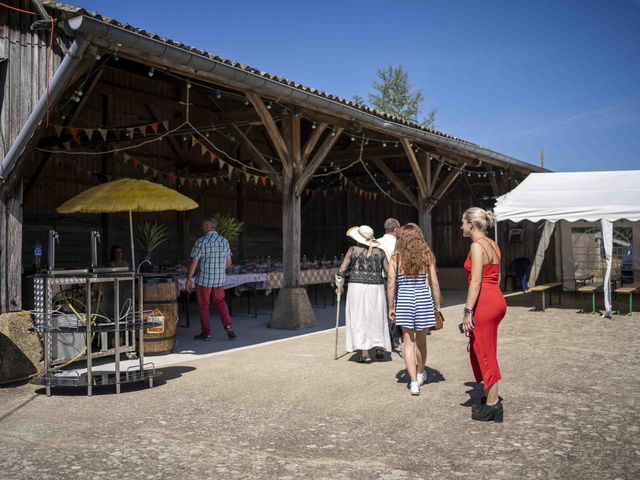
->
[209, 152, 217, 163]
[261, 176, 267, 186]
[137, 125, 146, 136]
[132, 159, 140, 169]
[196, 178, 203, 187]
[187, 178, 194, 188]
[69, 127, 78, 138]
[162, 120, 169, 131]
[179, 177, 186, 186]
[99, 129, 108, 141]
[191, 136, 198, 148]
[84, 128, 94, 140]
[142, 164, 149, 174]
[204, 178, 210, 187]
[218, 157, 224, 170]
[211, 177, 217, 185]
[150, 122, 159, 135]
[253, 175, 259, 185]
[122, 153, 130, 163]
[200, 144, 207, 156]
[53, 125, 63, 137]
[244, 171, 251, 182]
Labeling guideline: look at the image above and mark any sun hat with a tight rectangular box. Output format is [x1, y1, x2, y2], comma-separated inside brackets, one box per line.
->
[346, 225, 379, 255]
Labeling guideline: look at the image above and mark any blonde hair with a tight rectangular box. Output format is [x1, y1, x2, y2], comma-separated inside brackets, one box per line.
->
[395, 223, 435, 276]
[463, 207, 497, 232]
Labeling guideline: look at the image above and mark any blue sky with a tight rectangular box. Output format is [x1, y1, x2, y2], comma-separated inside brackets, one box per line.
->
[76, 0, 640, 172]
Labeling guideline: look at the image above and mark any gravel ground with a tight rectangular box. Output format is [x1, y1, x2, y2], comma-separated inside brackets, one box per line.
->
[1, 303, 639, 479]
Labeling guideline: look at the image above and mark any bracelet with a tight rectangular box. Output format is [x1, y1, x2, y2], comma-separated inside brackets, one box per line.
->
[463, 307, 473, 315]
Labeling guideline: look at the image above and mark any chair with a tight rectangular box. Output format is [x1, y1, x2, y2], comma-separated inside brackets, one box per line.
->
[504, 257, 531, 292]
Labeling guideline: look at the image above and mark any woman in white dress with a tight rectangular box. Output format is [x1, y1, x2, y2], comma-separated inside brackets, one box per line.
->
[336, 225, 391, 362]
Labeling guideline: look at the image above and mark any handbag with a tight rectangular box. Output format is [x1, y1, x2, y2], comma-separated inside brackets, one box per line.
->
[433, 309, 445, 331]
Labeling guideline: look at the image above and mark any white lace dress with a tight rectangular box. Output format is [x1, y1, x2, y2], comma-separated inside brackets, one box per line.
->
[339, 246, 391, 352]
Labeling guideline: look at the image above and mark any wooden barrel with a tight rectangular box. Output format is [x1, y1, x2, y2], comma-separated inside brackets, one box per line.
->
[142, 278, 179, 355]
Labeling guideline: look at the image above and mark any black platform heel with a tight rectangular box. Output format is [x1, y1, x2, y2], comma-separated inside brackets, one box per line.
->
[472, 400, 503, 423]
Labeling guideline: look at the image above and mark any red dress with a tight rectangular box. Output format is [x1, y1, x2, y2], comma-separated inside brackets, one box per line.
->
[463, 239, 507, 391]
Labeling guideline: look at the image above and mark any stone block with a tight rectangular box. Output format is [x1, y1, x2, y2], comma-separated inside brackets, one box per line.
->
[0, 312, 43, 384]
[268, 287, 316, 329]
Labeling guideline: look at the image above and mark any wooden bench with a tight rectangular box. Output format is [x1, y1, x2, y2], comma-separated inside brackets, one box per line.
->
[528, 282, 563, 312]
[577, 284, 601, 314]
[614, 284, 638, 316]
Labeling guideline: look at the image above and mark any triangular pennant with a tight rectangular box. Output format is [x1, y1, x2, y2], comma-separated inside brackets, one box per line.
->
[142, 164, 149, 174]
[127, 128, 135, 138]
[72, 134, 81, 146]
[63, 141, 71, 151]
[227, 164, 234, 176]
[179, 177, 186, 186]
[323, 190, 327, 197]
[218, 157, 225, 170]
[196, 178, 202, 187]
[150, 123, 159, 135]
[99, 129, 108, 141]
[169, 175, 177, 185]
[132, 159, 140, 169]
[200, 144, 207, 156]
[69, 127, 78, 138]
[84, 128, 94, 140]
[187, 178, 194, 188]
[204, 178, 210, 187]
[137, 125, 146, 137]
[53, 125, 63, 137]
[162, 120, 169, 131]
[152, 169, 159, 178]
[244, 171, 251, 182]
[269, 178, 274, 187]
[191, 136, 198, 148]
[253, 175, 259, 185]
[211, 177, 217, 185]
[261, 176, 267, 187]
[209, 152, 217, 163]
[122, 153, 130, 163]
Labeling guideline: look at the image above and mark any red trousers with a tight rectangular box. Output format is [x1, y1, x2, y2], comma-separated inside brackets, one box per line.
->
[196, 285, 232, 336]
[469, 286, 506, 392]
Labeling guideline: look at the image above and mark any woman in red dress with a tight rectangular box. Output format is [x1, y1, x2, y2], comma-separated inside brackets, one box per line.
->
[461, 207, 507, 422]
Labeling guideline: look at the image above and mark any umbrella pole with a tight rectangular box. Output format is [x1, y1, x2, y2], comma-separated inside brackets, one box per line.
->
[129, 210, 135, 272]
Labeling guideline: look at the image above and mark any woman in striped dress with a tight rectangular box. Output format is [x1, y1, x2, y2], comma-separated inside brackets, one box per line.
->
[387, 223, 442, 395]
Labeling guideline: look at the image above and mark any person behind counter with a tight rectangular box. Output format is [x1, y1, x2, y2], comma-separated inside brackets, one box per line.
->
[109, 245, 129, 269]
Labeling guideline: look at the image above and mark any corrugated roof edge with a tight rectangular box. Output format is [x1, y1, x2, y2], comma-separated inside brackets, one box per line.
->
[43, 1, 545, 173]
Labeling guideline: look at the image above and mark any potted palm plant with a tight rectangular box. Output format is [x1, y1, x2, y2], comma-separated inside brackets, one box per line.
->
[215, 214, 243, 242]
[136, 221, 171, 272]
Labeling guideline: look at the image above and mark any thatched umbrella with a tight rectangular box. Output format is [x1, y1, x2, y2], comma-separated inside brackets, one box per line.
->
[57, 178, 198, 270]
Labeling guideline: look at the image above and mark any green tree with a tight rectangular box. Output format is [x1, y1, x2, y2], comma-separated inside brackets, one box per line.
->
[355, 64, 437, 129]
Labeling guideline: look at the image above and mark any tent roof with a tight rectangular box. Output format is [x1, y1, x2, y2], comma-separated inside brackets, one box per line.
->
[494, 170, 640, 223]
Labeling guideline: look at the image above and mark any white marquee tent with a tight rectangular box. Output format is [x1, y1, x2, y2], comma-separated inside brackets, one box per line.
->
[494, 170, 640, 316]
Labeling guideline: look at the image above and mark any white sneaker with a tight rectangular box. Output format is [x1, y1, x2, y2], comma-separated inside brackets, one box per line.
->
[417, 371, 427, 386]
[410, 381, 420, 395]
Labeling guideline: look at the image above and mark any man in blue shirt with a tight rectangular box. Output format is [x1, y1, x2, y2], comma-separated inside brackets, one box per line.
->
[186, 217, 236, 340]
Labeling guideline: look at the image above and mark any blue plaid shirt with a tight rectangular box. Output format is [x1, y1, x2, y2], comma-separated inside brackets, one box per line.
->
[191, 231, 231, 287]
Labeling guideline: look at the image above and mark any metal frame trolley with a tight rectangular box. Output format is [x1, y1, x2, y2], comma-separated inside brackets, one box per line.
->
[31, 270, 162, 396]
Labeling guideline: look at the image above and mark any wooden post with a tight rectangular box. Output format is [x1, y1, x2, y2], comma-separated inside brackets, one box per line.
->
[0, 180, 23, 312]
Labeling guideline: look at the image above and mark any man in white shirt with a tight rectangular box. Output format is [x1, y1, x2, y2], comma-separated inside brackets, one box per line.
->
[377, 218, 400, 261]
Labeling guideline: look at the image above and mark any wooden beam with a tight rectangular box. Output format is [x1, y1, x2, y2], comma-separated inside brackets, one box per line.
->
[302, 122, 328, 165]
[246, 92, 289, 165]
[431, 160, 443, 193]
[371, 158, 418, 209]
[232, 125, 282, 189]
[400, 137, 428, 198]
[427, 162, 467, 212]
[296, 127, 344, 195]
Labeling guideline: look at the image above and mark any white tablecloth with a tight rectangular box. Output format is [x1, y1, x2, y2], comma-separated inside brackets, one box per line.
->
[175, 273, 268, 292]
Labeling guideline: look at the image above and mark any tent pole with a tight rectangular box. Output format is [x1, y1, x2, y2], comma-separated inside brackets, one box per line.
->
[129, 211, 135, 272]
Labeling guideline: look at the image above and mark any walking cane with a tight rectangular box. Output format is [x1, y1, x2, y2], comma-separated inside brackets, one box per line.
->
[334, 274, 345, 360]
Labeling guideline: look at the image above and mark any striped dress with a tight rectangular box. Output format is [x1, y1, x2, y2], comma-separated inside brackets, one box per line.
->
[395, 273, 436, 330]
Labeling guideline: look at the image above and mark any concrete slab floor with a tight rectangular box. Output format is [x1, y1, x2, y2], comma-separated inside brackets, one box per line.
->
[0, 293, 639, 479]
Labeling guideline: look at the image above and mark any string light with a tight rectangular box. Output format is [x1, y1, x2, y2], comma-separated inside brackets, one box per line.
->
[215, 89, 222, 100]
[266, 101, 272, 110]
[148, 67, 154, 77]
